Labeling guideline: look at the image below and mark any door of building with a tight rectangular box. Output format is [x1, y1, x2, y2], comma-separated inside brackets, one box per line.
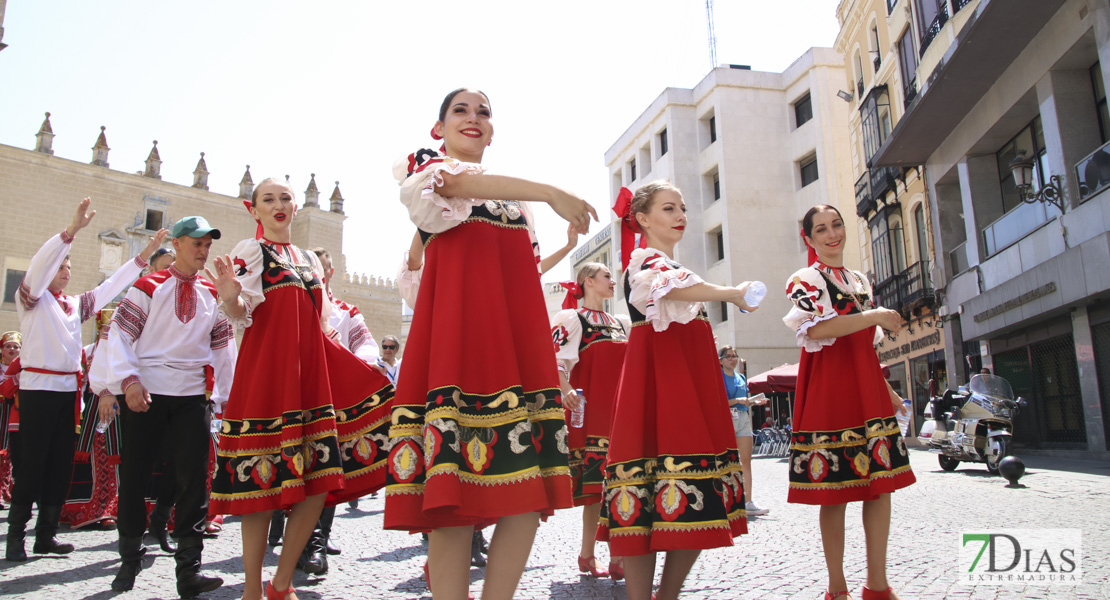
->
[993, 333, 1085, 449]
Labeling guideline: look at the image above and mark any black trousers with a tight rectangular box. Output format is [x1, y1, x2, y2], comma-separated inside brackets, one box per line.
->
[10, 390, 77, 507]
[118, 393, 210, 540]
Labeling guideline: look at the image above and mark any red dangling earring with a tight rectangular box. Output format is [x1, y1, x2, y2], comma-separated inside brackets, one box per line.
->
[487, 138, 493, 147]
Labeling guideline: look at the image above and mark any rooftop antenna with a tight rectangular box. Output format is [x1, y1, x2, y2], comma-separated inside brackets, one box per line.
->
[705, 0, 718, 70]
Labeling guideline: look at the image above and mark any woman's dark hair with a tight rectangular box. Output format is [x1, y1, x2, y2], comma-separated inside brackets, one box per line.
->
[802, 204, 843, 238]
[250, 177, 292, 207]
[438, 88, 492, 122]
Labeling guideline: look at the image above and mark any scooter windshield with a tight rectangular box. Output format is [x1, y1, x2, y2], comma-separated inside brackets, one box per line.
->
[968, 374, 1015, 401]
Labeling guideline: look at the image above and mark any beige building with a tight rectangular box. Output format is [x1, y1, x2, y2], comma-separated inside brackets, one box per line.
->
[0, 114, 402, 347]
[875, 0, 1110, 456]
[603, 49, 860, 377]
[835, 0, 947, 426]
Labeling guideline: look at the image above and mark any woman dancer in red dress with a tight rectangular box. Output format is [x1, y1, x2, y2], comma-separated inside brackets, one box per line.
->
[551, 262, 631, 581]
[385, 88, 596, 600]
[783, 205, 914, 600]
[597, 181, 755, 600]
[208, 179, 394, 600]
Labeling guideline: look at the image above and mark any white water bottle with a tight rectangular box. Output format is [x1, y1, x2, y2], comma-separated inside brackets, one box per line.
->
[95, 419, 110, 434]
[896, 399, 912, 436]
[571, 388, 586, 428]
[744, 281, 767, 308]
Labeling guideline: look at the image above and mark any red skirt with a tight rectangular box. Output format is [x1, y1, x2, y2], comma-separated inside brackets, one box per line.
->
[384, 220, 573, 531]
[598, 319, 746, 556]
[788, 327, 916, 504]
[211, 285, 394, 515]
[567, 339, 626, 506]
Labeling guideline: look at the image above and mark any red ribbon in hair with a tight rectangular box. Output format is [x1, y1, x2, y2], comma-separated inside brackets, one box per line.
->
[613, 187, 647, 270]
[559, 281, 584, 310]
[801, 228, 817, 265]
[242, 200, 264, 240]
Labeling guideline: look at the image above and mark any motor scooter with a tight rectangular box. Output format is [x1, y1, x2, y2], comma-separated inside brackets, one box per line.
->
[927, 374, 1026, 475]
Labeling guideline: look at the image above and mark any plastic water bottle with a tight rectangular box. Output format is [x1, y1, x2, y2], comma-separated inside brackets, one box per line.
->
[95, 419, 110, 434]
[896, 399, 912, 436]
[570, 388, 586, 428]
[744, 281, 767, 308]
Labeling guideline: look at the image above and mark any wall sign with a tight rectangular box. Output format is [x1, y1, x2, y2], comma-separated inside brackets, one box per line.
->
[972, 282, 1057, 323]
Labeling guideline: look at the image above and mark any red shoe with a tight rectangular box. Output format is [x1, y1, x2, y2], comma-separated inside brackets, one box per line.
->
[265, 580, 295, 600]
[608, 560, 625, 581]
[577, 555, 609, 577]
[861, 586, 892, 600]
[825, 591, 852, 600]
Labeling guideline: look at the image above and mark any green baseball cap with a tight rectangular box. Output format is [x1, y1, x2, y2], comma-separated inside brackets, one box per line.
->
[171, 216, 222, 239]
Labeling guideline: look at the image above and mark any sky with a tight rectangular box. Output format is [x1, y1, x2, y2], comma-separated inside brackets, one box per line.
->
[0, 1, 841, 282]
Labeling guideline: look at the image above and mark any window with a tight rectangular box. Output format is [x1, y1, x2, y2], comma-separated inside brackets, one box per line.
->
[1092, 63, 1109, 144]
[713, 173, 721, 200]
[3, 269, 25, 304]
[794, 93, 813, 128]
[640, 145, 652, 178]
[914, 205, 929, 262]
[854, 50, 865, 97]
[870, 24, 882, 71]
[709, 116, 717, 143]
[716, 229, 725, 261]
[630, 158, 637, 182]
[996, 116, 1048, 214]
[145, 208, 164, 231]
[870, 212, 906, 285]
[898, 30, 919, 106]
[659, 128, 669, 156]
[720, 301, 729, 322]
[800, 157, 819, 187]
[917, 0, 948, 55]
[861, 86, 892, 163]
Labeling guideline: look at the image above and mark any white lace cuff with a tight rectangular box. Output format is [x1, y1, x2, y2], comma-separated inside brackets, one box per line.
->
[796, 312, 838, 353]
[645, 270, 706, 332]
[424, 160, 488, 222]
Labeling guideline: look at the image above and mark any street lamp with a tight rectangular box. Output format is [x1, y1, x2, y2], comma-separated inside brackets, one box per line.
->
[1009, 153, 1066, 213]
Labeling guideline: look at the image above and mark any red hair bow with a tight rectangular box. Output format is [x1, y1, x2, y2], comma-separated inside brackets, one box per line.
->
[559, 281, 584, 310]
[800, 228, 817, 265]
[613, 187, 647, 271]
[243, 200, 263, 240]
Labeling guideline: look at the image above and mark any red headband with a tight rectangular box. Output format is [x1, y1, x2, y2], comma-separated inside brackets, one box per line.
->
[559, 281, 584, 310]
[613, 187, 647, 270]
[801, 228, 817, 265]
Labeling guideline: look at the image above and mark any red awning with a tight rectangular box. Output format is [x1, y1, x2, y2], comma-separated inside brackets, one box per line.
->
[748, 362, 891, 394]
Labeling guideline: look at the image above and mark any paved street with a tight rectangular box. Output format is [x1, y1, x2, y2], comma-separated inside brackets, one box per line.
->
[2, 447, 1108, 599]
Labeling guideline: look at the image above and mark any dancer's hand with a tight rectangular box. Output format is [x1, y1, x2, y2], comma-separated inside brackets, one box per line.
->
[97, 395, 119, 423]
[124, 381, 151, 413]
[67, 197, 96, 237]
[563, 388, 582, 411]
[548, 190, 598, 234]
[871, 307, 903, 332]
[139, 229, 170, 262]
[206, 255, 243, 305]
[733, 282, 759, 312]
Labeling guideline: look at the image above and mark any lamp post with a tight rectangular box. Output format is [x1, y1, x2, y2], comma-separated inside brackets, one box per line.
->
[1009, 153, 1066, 213]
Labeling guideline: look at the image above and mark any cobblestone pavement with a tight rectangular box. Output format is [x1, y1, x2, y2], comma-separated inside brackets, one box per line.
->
[2, 448, 1108, 599]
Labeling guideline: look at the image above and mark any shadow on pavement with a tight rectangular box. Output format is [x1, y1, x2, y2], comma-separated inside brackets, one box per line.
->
[549, 577, 628, 598]
[0, 556, 117, 595]
[359, 543, 423, 563]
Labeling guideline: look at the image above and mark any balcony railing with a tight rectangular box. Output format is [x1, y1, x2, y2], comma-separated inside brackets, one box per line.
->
[920, 2, 950, 57]
[873, 274, 903, 313]
[899, 260, 936, 311]
[981, 200, 1060, 257]
[857, 78, 865, 98]
[904, 77, 918, 108]
[856, 172, 875, 217]
[952, 0, 973, 12]
[1075, 138, 1110, 203]
[887, 0, 898, 15]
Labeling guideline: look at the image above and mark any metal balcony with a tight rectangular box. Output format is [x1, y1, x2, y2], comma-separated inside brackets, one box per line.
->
[870, 165, 898, 201]
[855, 172, 875, 217]
[898, 260, 937, 313]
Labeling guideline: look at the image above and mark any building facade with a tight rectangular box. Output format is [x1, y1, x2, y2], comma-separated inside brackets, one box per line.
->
[603, 49, 859, 376]
[875, 0, 1110, 457]
[0, 114, 403, 347]
[835, 0, 948, 429]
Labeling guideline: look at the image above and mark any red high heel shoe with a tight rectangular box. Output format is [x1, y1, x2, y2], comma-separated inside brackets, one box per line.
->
[265, 580, 295, 600]
[861, 586, 892, 600]
[824, 591, 852, 600]
[577, 555, 609, 577]
[608, 559, 625, 581]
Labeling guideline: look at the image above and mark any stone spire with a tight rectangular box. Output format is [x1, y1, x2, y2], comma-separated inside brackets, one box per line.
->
[238, 165, 253, 199]
[304, 173, 320, 208]
[35, 112, 55, 155]
[91, 126, 110, 167]
[143, 140, 162, 179]
[329, 181, 345, 214]
[192, 152, 209, 190]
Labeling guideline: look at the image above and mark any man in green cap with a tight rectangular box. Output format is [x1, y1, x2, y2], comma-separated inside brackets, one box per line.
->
[90, 215, 235, 598]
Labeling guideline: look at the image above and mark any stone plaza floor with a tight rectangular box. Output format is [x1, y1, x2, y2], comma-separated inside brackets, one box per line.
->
[1, 447, 1108, 599]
